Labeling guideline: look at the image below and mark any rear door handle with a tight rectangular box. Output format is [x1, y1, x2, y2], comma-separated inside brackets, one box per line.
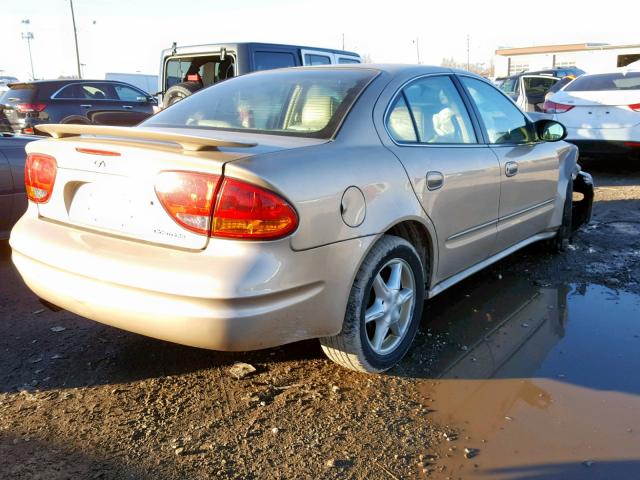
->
[426, 171, 444, 191]
[122, 105, 133, 109]
[505, 161, 519, 177]
[80, 104, 92, 108]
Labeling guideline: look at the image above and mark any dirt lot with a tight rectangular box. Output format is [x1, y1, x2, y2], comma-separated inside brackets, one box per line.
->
[1, 160, 639, 479]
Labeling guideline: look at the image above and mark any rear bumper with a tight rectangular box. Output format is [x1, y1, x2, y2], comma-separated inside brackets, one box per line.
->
[10, 212, 374, 351]
[567, 139, 640, 158]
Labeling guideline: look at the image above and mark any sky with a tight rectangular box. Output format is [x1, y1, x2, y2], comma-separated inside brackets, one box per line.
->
[1, 0, 639, 80]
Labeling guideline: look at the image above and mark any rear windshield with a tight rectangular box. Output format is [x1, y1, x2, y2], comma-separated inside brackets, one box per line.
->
[3, 84, 35, 103]
[144, 68, 377, 138]
[564, 72, 640, 91]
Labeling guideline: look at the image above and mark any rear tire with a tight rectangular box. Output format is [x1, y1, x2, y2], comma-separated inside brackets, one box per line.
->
[162, 82, 202, 108]
[550, 181, 572, 252]
[320, 235, 425, 373]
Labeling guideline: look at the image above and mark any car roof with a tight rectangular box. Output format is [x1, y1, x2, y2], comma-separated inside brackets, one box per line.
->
[165, 41, 360, 57]
[276, 63, 483, 77]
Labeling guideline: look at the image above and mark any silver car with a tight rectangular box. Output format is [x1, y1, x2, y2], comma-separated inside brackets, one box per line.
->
[10, 65, 593, 373]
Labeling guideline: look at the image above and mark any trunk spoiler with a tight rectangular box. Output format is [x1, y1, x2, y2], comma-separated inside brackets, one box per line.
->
[35, 124, 257, 152]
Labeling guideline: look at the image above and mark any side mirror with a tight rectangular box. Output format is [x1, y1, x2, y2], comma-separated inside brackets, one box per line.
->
[535, 119, 566, 142]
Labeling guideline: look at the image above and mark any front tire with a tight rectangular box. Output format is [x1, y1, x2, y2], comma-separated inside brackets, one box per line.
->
[550, 181, 573, 252]
[320, 235, 425, 373]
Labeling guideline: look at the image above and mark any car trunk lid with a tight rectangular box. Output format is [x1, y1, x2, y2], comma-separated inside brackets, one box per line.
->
[26, 125, 324, 250]
[552, 91, 640, 128]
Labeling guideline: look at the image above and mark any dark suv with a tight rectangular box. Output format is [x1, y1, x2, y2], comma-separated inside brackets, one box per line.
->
[1, 79, 157, 134]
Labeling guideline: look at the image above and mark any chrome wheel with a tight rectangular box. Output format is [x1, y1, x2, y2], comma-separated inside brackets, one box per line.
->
[364, 258, 416, 355]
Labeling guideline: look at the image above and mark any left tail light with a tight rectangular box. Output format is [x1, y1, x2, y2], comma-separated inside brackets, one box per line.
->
[15, 103, 47, 113]
[25, 153, 57, 203]
[542, 100, 574, 114]
[629, 103, 640, 112]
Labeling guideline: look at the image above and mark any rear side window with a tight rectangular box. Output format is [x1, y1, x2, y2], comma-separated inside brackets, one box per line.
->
[338, 58, 361, 64]
[461, 76, 535, 145]
[3, 84, 35, 103]
[387, 75, 476, 144]
[564, 72, 640, 91]
[143, 68, 377, 139]
[254, 51, 296, 71]
[305, 54, 331, 66]
[522, 77, 557, 96]
[56, 83, 117, 100]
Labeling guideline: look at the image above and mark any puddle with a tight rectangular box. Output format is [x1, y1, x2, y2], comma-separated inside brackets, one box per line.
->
[403, 277, 640, 479]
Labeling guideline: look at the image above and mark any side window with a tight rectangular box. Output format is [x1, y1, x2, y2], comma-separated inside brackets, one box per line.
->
[338, 57, 361, 64]
[254, 51, 296, 71]
[460, 77, 536, 145]
[389, 75, 476, 144]
[55, 85, 81, 99]
[387, 95, 417, 142]
[115, 84, 147, 102]
[304, 54, 331, 66]
[81, 83, 117, 100]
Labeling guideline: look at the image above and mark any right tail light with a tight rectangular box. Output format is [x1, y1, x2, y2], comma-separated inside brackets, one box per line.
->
[155, 171, 298, 240]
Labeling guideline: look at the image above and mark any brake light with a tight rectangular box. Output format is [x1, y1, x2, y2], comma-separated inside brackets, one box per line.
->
[542, 100, 574, 114]
[154, 172, 298, 239]
[25, 153, 57, 203]
[212, 178, 298, 239]
[75, 147, 121, 156]
[629, 103, 640, 112]
[15, 103, 46, 113]
[155, 171, 221, 235]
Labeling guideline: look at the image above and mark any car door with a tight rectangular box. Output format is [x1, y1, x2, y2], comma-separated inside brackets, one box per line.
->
[518, 75, 559, 112]
[458, 76, 559, 253]
[0, 149, 14, 234]
[381, 74, 501, 283]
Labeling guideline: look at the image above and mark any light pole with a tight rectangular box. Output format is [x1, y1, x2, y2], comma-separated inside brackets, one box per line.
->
[413, 38, 421, 64]
[69, 0, 82, 78]
[21, 19, 35, 80]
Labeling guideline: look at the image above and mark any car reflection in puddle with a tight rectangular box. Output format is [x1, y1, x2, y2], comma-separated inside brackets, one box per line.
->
[400, 275, 640, 479]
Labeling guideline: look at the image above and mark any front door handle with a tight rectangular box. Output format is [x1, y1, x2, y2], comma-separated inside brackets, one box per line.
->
[80, 104, 92, 108]
[505, 161, 519, 177]
[122, 105, 133, 109]
[426, 171, 444, 191]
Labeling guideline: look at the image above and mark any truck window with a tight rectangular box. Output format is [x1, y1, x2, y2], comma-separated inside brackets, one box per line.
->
[254, 51, 296, 71]
[338, 58, 360, 64]
[304, 54, 331, 66]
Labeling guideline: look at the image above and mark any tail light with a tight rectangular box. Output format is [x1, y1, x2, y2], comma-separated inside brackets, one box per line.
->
[155, 172, 298, 240]
[155, 171, 221, 235]
[629, 103, 640, 112]
[15, 103, 46, 113]
[542, 100, 574, 114]
[212, 178, 298, 239]
[25, 153, 57, 203]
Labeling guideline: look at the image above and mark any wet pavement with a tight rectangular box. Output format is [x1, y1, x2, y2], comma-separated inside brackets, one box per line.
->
[410, 277, 640, 479]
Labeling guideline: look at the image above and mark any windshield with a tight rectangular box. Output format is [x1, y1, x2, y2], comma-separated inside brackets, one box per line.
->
[143, 68, 377, 138]
[564, 72, 640, 91]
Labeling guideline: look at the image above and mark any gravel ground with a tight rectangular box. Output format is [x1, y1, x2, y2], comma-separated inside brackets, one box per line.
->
[1, 160, 639, 479]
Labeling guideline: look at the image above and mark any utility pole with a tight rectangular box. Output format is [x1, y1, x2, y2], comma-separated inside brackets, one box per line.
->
[342, 33, 345, 51]
[413, 37, 420, 64]
[69, 0, 82, 78]
[466, 34, 470, 71]
[21, 20, 35, 80]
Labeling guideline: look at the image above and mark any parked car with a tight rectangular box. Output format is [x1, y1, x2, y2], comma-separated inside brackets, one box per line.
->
[0, 79, 157, 134]
[10, 65, 593, 373]
[0, 132, 38, 239]
[159, 42, 361, 107]
[543, 69, 640, 158]
[496, 72, 561, 112]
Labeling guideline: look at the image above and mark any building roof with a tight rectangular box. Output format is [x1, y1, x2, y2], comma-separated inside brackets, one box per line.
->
[496, 43, 640, 56]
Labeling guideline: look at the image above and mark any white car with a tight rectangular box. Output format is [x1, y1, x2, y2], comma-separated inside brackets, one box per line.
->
[543, 69, 640, 158]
